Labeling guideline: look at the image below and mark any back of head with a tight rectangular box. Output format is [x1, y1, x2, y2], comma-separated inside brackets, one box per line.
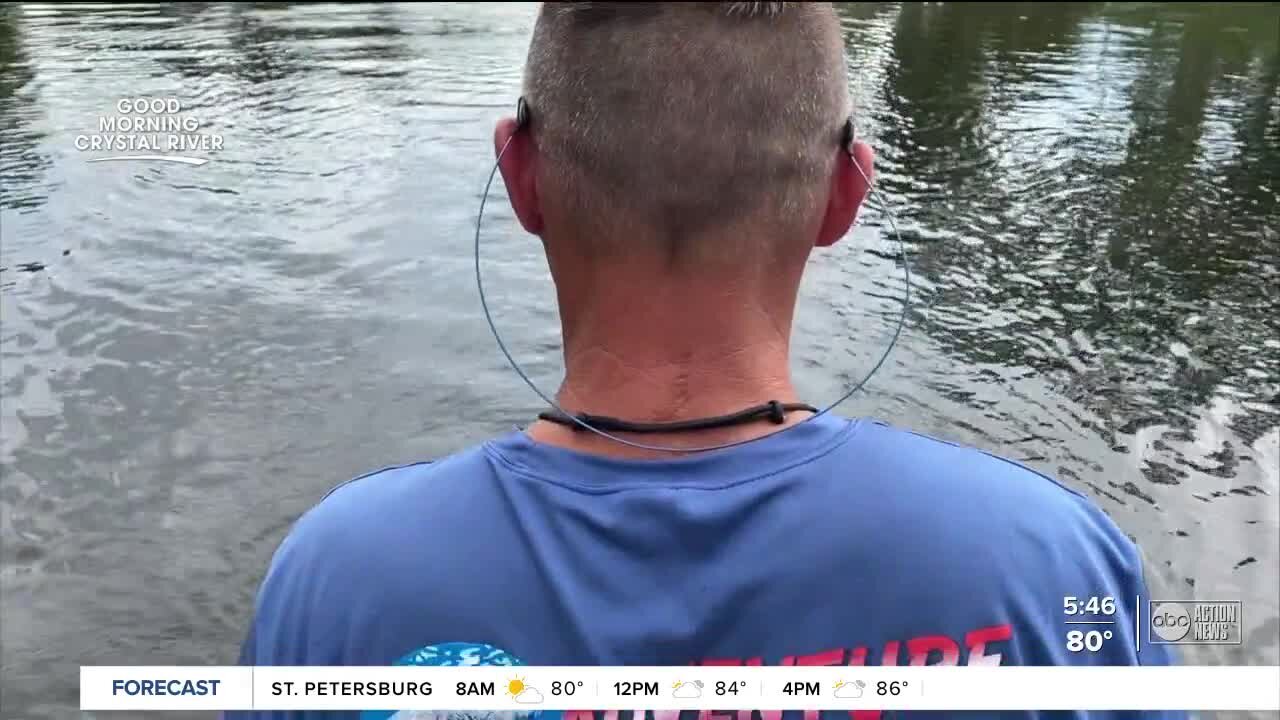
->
[523, 2, 850, 264]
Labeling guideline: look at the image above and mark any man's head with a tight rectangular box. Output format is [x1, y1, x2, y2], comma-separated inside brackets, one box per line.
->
[497, 1, 873, 275]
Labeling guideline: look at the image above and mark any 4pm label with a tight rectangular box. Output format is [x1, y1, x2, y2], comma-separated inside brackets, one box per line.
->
[1149, 600, 1242, 645]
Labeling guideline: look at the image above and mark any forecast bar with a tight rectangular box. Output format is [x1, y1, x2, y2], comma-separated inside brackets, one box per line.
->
[80, 665, 1280, 712]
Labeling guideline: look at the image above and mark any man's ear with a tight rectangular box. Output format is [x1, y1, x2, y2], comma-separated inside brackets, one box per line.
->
[494, 117, 544, 235]
[815, 140, 874, 248]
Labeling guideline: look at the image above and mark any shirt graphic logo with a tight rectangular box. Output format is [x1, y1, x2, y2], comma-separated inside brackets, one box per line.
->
[361, 642, 561, 720]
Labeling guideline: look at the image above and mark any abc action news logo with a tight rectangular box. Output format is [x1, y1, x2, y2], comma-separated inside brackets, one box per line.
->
[1149, 600, 1242, 645]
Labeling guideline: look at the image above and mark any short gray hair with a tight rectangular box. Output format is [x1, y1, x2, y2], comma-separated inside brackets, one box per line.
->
[523, 2, 850, 261]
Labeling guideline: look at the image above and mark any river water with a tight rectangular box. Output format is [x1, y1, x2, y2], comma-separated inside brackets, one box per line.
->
[1, 3, 1277, 719]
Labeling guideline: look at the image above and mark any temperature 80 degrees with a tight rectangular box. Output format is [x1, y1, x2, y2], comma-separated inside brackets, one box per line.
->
[1066, 629, 1114, 652]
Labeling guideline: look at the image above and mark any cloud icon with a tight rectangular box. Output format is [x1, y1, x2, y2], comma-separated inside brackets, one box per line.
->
[514, 688, 544, 704]
[672, 683, 702, 699]
[833, 681, 865, 699]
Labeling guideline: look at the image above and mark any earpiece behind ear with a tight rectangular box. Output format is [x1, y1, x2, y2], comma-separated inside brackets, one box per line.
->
[841, 118, 855, 154]
[516, 97, 531, 131]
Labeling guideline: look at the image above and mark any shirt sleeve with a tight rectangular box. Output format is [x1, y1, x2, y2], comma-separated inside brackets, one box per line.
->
[1078, 509, 1184, 672]
[1062, 560, 1191, 720]
[223, 513, 360, 720]
[1103, 542, 1183, 671]
[1022, 497, 1190, 720]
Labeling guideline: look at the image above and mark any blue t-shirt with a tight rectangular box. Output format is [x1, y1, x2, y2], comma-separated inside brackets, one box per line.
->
[231, 415, 1183, 720]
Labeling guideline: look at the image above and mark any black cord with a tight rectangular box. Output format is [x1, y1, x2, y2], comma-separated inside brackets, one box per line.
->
[538, 400, 819, 434]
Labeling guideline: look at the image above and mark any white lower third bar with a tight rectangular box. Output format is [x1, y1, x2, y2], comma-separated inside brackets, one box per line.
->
[81, 666, 1280, 712]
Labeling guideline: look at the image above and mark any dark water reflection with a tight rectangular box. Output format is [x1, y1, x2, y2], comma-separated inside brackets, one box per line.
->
[1, 3, 1277, 719]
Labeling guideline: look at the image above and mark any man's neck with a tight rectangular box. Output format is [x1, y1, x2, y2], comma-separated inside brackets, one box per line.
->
[526, 281, 808, 459]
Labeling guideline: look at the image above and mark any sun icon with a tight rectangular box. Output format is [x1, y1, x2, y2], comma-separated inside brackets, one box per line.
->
[507, 676, 526, 698]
